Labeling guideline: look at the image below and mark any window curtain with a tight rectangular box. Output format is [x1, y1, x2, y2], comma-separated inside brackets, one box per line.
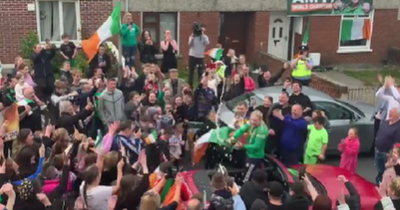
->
[39, 1, 60, 41]
[63, 2, 77, 40]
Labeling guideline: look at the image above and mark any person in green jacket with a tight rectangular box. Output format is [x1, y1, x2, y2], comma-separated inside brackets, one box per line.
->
[121, 13, 140, 68]
[227, 110, 268, 181]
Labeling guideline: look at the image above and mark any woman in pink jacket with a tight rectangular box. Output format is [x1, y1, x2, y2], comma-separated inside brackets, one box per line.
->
[338, 128, 360, 173]
[240, 65, 255, 93]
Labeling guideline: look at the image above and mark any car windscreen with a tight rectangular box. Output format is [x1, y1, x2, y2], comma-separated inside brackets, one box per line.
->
[335, 99, 365, 117]
[225, 92, 263, 111]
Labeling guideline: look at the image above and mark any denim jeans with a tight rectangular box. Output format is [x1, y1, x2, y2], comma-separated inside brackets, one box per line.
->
[375, 148, 388, 185]
[122, 45, 137, 68]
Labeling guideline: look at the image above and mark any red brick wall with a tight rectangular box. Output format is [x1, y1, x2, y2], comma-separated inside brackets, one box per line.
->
[246, 12, 270, 64]
[307, 9, 400, 65]
[0, 0, 37, 64]
[0, 0, 113, 64]
[80, 1, 113, 39]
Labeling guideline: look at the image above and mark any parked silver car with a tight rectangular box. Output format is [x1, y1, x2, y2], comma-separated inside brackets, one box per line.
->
[218, 86, 375, 155]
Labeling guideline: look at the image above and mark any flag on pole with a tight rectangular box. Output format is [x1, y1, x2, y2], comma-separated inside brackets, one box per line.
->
[340, 18, 371, 42]
[294, 17, 310, 59]
[302, 17, 310, 46]
[205, 48, 224, 61]
[82, 3, 121, 62]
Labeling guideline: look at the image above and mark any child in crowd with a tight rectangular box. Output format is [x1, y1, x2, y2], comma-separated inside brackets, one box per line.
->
[15, 72, 32, 101]
[304, 116, 328, 164]
[17, 64, 35, 87]
[60, 61, 73, 84]
[13, 55, 23, 77]
[338, 127, 360, 173]
[169, 123, 185, 168]
[70, 70, 83, 92]
[60, 33, 77, 67]
[381, 145, 400, 194]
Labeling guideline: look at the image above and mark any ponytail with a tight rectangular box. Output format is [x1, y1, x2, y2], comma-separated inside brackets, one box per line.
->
[82, 181, 89, 210]
[80, 165, 99, 210]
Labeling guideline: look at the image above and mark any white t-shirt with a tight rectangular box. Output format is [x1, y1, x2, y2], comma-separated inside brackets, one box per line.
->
[80, 184, 113, 210]
[15, 82, 31, 101]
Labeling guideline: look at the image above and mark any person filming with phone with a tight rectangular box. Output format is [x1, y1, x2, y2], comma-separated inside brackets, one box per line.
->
[290, 45, 313, 86]
[32, 40, 56, 102]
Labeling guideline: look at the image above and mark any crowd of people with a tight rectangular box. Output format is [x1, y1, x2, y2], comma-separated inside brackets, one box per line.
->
[0, 11, 398, 210]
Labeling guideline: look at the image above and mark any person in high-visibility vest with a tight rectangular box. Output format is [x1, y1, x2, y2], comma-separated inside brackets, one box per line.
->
[290, 46, 313, 86]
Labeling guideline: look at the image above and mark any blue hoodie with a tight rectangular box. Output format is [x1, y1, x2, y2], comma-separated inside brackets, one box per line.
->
[280, 115, 308, 152]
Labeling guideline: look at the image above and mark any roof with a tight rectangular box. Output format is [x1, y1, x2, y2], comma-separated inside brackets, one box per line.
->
[252, 86, 334, 102]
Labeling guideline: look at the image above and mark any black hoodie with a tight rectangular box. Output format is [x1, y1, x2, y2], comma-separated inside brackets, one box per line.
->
[240, 181, 269, 210]
[285, 193, 309, 210]
[209, 189, 234, 210]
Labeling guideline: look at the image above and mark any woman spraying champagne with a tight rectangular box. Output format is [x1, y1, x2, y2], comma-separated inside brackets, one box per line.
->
[227, 110, 268, 182]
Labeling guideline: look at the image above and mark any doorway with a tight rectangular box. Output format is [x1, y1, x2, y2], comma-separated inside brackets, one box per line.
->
[268, 12, 290, 60]
[219, 13, 249, 55]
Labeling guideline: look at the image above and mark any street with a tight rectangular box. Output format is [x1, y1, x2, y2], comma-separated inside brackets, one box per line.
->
[325, 156, 376, 183]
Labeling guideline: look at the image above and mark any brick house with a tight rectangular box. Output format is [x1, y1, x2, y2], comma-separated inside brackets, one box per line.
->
[1, 0, 400, 72]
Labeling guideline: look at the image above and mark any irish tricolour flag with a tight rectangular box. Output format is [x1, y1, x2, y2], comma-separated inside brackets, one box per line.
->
[340, 18, 371, 42]
[205, 48, 224, 61]
[82, 3, 121, 62]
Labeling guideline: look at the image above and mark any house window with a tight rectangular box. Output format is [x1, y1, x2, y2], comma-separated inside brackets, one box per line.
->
[143, 13, 178, 44]
[36, 0, 80, 43]
[338, 11, 374, 52]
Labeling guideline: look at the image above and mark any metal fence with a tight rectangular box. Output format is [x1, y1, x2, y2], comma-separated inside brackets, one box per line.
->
[345, 87, 377, 105]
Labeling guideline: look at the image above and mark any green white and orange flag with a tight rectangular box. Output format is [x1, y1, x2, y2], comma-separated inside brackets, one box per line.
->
[205, 48, 224, 60]
[82, 3, 121, 62]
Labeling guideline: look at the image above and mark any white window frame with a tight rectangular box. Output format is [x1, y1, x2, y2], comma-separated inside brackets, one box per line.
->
[141, 12, 180, 54]
[35, 0, 81, 48]
[337, 10, 374, 54]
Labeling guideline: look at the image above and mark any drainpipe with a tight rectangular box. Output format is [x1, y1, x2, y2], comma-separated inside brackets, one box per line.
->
[287, 17, 294, 60]
[125, 0, 129, 12]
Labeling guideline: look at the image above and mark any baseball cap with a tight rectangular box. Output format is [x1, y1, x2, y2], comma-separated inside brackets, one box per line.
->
[268, 181, 284, 197]
[299, 45, 309, 51]
[251, 169, 268, 184]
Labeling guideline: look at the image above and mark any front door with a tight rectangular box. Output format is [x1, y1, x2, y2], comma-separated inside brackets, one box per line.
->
[268, 12, 290, 60]
[219, 13, 249, 55]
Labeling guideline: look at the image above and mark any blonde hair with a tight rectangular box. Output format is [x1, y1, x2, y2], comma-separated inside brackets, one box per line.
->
[123, 13, 132, 24]
[53, 128, 68, 141]
[139, 191, 161, 210]
[54, 80, 67, 89]
[103, 151, 119, 171]
[389, 177, 400, 197]
[147, 74, 156, 82]
[72, 70, 82, 77]
[59, 101, 72, 115]
[251, 110, 263, 120]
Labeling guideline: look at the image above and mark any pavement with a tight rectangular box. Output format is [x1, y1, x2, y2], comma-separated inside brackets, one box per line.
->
[313, 71, 365, 89]
[325, 156, 375, 183]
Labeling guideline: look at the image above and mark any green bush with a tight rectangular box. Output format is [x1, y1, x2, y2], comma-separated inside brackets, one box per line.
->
[20, 31, 39, 59]
[74, 50, 89, 74]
